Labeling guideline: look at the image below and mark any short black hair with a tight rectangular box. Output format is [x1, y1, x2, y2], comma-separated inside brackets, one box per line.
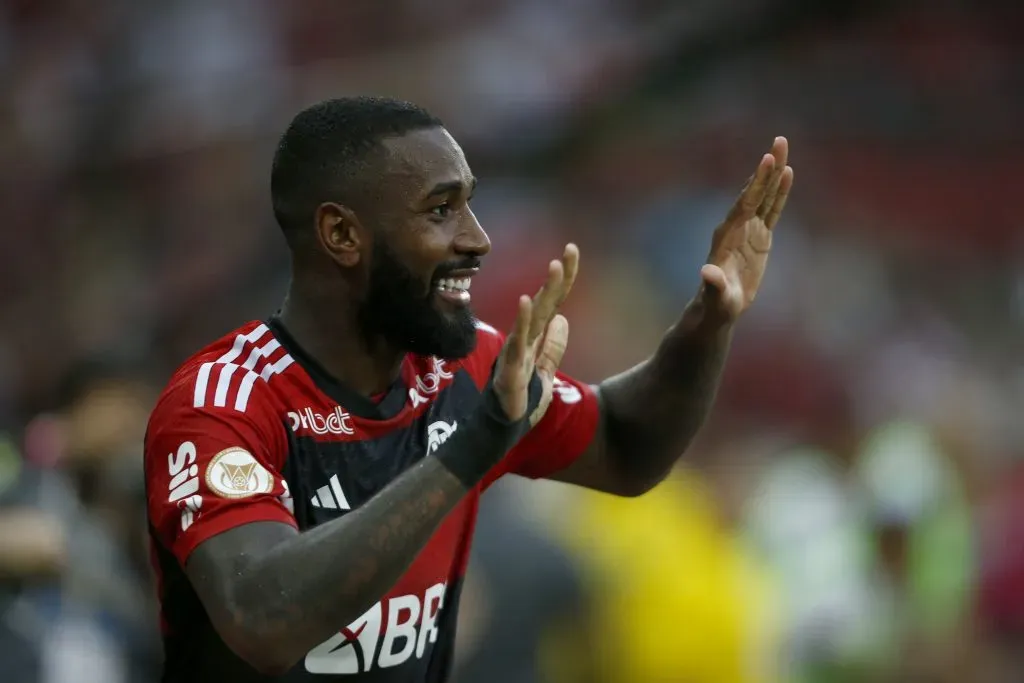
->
[270, 96, 443, 239]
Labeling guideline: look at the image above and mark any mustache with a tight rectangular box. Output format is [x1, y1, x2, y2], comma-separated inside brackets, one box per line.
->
[433, 257, 482, 280]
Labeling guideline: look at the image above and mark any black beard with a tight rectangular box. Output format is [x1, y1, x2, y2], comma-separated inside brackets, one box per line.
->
[357, 242, 478, 360]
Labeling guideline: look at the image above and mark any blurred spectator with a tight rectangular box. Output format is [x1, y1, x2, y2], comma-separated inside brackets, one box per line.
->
[452, 480, 587, 683]
[0, 435, 66, 683]
[20, 359, 162, 683]
[976, 463, 1024, 683]
[558, 453, 784, 683]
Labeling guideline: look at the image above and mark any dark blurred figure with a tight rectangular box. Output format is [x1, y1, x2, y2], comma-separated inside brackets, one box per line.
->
[452, 480, 587, 683]
[976, 464, 1024, 683]
[14, 358, 163, 683]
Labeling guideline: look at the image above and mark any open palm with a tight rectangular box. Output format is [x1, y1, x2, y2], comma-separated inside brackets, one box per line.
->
[700, 136, 793, 320]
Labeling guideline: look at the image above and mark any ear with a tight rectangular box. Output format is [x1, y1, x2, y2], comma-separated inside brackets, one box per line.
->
[315, 202, 365, 268]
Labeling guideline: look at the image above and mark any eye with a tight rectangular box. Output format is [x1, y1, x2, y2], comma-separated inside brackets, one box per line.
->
[430, 203, 452, 219]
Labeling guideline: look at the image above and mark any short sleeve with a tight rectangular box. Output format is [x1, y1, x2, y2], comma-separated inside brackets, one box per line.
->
[144, 374, 296, 566]
[495, 373, 600, 482]
[468, 322, 601, 487]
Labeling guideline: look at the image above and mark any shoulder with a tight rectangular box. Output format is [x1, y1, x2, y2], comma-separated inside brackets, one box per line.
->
[472, 318, 503, 341]
[149, 321, 294, 436]
[454, 319, 505, 386]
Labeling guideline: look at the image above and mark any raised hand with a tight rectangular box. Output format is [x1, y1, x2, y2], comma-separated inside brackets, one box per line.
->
[700, 136, 794, 321]
[492, 244, 579, 422]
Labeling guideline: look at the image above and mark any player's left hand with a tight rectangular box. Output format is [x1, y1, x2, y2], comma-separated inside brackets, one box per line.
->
[528, 313, 569, 427]
[493, 244, 579, 425]
[699, 136, 793, 323]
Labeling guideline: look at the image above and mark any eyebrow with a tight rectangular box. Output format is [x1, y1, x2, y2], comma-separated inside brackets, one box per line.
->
[424, 177, 477, 199]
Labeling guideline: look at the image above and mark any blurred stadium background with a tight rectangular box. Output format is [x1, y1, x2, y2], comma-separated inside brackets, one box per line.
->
[1, 0, 1023, 681]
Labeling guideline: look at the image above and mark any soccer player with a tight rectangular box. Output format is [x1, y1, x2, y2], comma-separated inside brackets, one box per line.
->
[144, 96, 792, 682]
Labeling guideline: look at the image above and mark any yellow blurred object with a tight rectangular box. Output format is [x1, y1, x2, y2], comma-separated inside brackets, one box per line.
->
[560, 467, 782, 683]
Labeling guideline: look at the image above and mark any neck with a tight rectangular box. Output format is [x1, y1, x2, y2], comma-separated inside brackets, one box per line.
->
[278, 277, 406, 396]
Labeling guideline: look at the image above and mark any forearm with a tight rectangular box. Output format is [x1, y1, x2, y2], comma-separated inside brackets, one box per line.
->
[233, 457, 467, 668]
[211, 379, 540, 672]
[599, 298, 733, 491]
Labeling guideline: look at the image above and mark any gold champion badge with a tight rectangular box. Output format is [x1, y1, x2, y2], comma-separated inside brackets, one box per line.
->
[205, 447, 273, 499]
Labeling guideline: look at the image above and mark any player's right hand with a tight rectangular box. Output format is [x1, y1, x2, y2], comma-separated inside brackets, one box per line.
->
[492, 244, 579, 423]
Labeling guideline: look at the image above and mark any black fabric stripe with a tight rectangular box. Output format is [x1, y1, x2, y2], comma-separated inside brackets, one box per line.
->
[284, 367, 483, 521]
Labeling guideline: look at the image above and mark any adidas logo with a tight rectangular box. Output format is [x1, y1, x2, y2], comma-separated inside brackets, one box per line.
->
[310, 474, 351, 510]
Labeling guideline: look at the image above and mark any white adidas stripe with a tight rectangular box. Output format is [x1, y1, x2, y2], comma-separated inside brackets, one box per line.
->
[474, 319, 500, 336]
[310, 474, 351, 510]
[193, 324, 294, 412]
[218, 324, 271, 365]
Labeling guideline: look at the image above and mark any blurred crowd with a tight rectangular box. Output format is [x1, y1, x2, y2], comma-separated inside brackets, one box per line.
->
[2, 0, 1023, 681]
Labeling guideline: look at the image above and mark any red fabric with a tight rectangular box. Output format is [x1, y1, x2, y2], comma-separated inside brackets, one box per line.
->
[144, 324, 298, 566]
[145, 320, 601, 568]
[977, 468, 1024, 635]
[464, 322, 601, 488]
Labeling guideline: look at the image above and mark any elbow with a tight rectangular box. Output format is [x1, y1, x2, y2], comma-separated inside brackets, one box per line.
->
[599, 452, 669, 497]
[614, 471, 666, 498]
[218, 620, 303, 676]
[232, 634, 301, 676]
[605, 443, 678, 498]
[600, 410, 688, 498]
[253, 658, 299, 677]
[240, 646, 299, 677]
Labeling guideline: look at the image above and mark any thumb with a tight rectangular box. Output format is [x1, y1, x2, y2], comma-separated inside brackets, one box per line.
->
[535, 314, 569, 378]
[700, 264, 728, 293]
[700, 264, 730, 307]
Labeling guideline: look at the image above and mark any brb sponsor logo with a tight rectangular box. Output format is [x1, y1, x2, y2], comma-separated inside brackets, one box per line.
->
[408, 358, 453, 408]
[167, 441, 202, 531]
[288, 406, 355, 436]
[305, 583, 446, 675]
[426, 420, 457, 455]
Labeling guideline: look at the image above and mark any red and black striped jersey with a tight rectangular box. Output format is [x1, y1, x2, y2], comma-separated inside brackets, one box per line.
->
[144, 316, 599, 683]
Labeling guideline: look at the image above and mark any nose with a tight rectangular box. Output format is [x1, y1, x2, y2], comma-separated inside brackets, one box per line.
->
[454, 207, 491, 257]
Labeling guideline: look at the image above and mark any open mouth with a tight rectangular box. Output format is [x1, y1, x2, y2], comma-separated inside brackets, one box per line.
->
[434, 276, 472, 304]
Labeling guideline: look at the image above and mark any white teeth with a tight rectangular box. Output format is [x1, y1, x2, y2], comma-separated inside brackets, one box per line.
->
[436, 277, 472, 292]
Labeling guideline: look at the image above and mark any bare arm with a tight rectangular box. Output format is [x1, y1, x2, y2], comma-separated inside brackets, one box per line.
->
[554, 137, 794, 496]
[186, 455, 469, 674]
[553, 305, 732, 496]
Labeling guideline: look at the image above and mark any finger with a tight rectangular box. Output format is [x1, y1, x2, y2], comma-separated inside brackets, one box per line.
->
[757, 139, 788, 217]
[535, 314, 569, 376]
[769, 136, 789, 169]
[504, 295, 532, 369]
[533, 243, 578, 338]
[729, 153, 775, 221]
[700, 264, 728, 296]
[528, 384, 553, 427]
[527, 258, 564, 345]
[556, 243, 580, 308]
[764, 166, 794, 230]
[700, 264, 736, 314]
[527, 243, 579, 347]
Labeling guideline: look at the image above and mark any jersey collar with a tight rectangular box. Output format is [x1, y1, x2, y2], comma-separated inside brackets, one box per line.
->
[266, 315, 409, 421]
